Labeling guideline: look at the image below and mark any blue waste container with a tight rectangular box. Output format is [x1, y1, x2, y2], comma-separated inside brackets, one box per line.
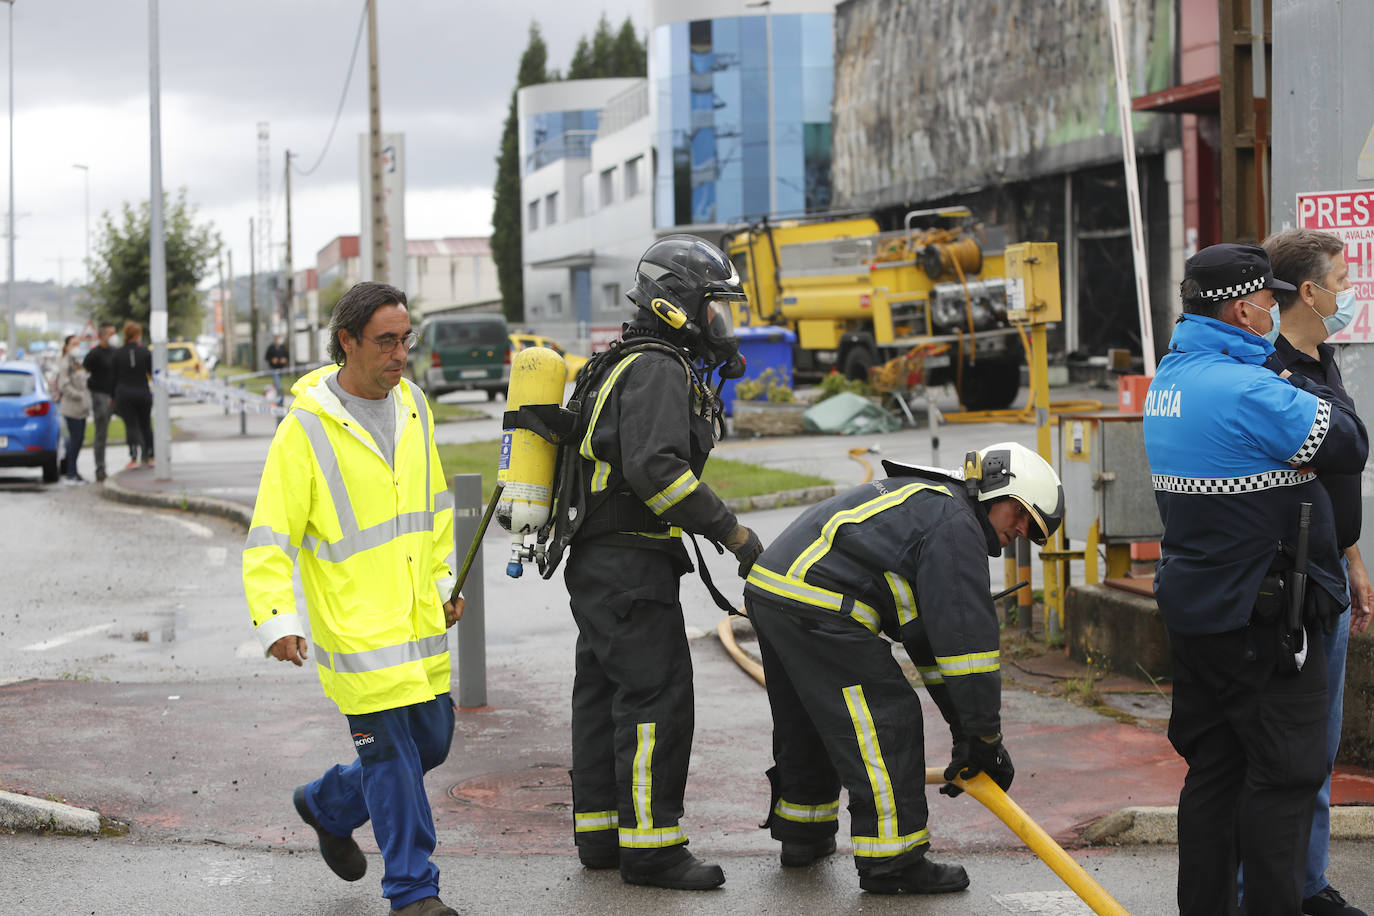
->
[720, 325, 797, 417]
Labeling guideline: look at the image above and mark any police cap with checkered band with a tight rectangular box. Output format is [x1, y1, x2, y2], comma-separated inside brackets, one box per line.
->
[1185, 242, 1296, 302]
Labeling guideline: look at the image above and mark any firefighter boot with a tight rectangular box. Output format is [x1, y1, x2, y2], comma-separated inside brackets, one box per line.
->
[293, 786, 367, 882]
[858, 856, 970, 895]
[780, 836, 837, 867]
[622, 852, 726, 890]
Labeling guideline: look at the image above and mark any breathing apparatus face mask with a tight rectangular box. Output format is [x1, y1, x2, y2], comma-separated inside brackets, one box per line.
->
[702, 299, 745, 379]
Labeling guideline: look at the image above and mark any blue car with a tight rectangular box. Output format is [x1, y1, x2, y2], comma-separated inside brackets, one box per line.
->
[0, 360, 61, 483]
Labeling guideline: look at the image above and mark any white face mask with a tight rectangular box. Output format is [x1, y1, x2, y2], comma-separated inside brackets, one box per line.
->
[1313, 284, 1359, 336]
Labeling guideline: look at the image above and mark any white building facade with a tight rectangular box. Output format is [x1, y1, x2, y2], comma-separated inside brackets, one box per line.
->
[519, 0, 836, 353]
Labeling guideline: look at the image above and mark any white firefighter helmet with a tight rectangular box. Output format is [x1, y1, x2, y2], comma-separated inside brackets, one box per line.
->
[965, 442, 1064, 545]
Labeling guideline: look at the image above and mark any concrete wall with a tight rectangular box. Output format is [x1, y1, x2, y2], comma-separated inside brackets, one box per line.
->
[831, 0, 1176, 210]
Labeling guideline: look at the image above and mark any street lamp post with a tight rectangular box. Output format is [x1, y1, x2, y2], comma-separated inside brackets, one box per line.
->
[3, 0, 14, 359]
[72, 163, 89, 285]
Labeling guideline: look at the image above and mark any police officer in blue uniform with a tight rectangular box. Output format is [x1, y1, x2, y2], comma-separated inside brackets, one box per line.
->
[1143, 243, 1368, 916]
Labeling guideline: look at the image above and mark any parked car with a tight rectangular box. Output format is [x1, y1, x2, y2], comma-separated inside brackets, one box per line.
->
[166, 339, 209, 381]
[509, 333, 588, 381]
[0, 360, 62, 483]
[409, 314, 510, 400]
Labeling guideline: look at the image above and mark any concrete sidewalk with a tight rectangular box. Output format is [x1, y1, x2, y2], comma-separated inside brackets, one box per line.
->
[72, 388, 1374, 855]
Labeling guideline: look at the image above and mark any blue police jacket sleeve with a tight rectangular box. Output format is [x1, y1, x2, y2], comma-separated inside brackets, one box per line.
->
[1283, 372, 1368, 474]
[1240, 374, 1367, 475]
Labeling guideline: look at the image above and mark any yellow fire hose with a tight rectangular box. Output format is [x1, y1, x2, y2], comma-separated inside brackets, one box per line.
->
[716, 615, 1130, 916]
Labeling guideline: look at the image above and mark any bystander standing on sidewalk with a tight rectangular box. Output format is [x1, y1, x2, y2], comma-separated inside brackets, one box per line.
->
[265, 334, 289, 405]
[113, 320, 154, 469]
[55, 334, 91, 484]
[83, 322, 117, 482]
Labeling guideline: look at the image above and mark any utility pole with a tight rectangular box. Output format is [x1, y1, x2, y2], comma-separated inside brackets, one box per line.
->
[366, 0, 386, 282]
[224, 248, 234, 366]
[148, 0, 170, 480]
[249, 217, 258, 372]
[283, 149, 295, 375]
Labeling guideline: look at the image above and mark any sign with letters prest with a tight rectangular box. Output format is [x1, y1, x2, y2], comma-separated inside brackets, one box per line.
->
[1296, 189, 1374, 343]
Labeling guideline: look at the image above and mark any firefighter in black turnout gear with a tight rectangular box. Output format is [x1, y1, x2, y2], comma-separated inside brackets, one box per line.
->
[744, 443, 1063, 895]
[562, 235, 764, 890]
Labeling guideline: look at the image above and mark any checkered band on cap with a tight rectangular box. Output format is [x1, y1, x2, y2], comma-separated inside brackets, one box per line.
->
[1200, 276, 1266, 300]
[1288, 399, 1331, 467]
[1152, 468, 1315, 494]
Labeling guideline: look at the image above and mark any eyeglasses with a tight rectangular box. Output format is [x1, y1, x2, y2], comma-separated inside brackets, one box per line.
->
[359, 330, 419, 353]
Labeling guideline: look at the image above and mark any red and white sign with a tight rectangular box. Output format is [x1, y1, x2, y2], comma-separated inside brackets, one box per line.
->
[1297, 189, 1374, 343]
[588, 326, 622, 354]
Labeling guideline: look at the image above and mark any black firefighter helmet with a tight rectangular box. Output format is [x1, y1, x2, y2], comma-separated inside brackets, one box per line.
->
[627, 234, 748, 378]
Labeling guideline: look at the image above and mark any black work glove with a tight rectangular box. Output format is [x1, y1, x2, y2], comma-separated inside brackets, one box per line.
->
[725, 525, 765, 578]
[940, 734, 1014, 797]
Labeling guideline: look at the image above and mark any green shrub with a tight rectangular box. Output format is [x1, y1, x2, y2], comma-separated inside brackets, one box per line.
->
[734, 367, 795, 403]
[814, 370, 876, 403]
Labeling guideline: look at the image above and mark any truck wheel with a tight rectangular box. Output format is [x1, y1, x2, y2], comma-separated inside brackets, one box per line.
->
[958, 358, 1022, 411]
[842, 347, 874, 383]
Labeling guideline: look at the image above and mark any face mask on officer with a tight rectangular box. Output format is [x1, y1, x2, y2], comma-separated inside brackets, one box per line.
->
[700, 298, 746, 379]
[1312, 283, 1359, 336]
[1239, 298, 1281, 345]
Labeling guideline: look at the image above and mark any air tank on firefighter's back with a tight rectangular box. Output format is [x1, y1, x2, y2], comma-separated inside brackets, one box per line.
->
[497, 346, 567, 577]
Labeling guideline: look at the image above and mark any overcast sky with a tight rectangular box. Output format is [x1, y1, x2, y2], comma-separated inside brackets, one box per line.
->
[7, 0, 642, 287]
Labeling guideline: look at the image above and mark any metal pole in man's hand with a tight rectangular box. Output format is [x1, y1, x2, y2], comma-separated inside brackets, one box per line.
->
[451, 475, 497, 708]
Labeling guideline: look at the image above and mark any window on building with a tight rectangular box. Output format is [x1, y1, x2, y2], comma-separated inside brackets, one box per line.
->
[546, 192, 559, 225]
[600, 167, 616, 207]
[602, 283, 621, 309]
[624, 156, 643, 198]
[527, 200, 539, 232]
[548, 293, 563, 315]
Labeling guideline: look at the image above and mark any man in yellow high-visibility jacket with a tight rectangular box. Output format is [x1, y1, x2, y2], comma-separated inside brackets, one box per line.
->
[243, 281, 461, 916]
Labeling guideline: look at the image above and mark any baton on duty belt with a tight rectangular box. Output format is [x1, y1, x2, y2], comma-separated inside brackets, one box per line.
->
[1284, 501, 1313, 670]
[449, 482, 504, 608]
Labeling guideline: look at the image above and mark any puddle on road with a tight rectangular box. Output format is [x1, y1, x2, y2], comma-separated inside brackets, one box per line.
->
[107, 610, 182, 644]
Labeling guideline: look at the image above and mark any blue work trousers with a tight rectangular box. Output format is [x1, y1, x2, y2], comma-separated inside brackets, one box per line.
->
[1306, 607, 1350, 898]
[301, 693, 455, 909]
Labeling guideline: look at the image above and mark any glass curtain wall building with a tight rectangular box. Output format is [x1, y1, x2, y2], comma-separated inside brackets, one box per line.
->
[650, 3, 834, 229]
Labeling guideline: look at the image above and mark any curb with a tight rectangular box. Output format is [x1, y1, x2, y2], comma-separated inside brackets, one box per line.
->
[0, 789, 101, 834]
[1083, 804, 1374, 846]
[99, 477, 252, 531]
[723, 484, 839, 514]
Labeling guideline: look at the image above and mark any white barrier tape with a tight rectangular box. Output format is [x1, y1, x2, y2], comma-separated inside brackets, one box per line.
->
[153, 370, 289, 418]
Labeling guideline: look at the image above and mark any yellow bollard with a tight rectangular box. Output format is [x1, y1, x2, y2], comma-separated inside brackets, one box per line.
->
[925, 768, 1131, 916]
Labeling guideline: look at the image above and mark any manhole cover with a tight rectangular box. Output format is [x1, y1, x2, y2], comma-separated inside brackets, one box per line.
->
[448, 764, 572, 813]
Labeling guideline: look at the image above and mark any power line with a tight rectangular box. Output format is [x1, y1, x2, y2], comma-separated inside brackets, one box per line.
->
[293, 0, 368, 177]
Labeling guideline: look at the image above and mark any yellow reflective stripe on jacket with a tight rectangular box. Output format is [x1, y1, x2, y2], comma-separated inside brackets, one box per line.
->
[574, 810, 619, 833]
[788, 482, 949, 581]
[618, 825, 687, 848]
[852, 828, 931, 857]
[844, 684, 901, 845]
[935, 650, 1000, 677]
[884, 571, 917, 626]
[245, 525, 298, 560]
[302, 510, 437, 564]
[646, 469, 700, 515]
[312, 632, 449, 675]
[773, 798, 840, 824]
[917, 665, 944, 686]
[580, 353, 641, 493]
[632, 721, 655, 828]
[745, 565, 882, 634]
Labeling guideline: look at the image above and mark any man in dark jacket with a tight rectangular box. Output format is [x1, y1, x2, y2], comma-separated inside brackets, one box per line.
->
[82, 323, 117, 482]
[265, 334, 289, 405]
[1144, 243, 1369, 916]
[744, 442, 1062, 895]
[561, 235, 763, 891]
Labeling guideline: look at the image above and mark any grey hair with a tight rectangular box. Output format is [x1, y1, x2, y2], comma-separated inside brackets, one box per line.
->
[327, 281, 408, 365]
[1262, 229, 1345, 312]
[1180, 276, 1228, 320]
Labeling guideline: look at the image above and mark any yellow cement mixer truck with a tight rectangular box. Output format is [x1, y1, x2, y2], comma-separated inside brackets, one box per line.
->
[721, 207, 1024, 411]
